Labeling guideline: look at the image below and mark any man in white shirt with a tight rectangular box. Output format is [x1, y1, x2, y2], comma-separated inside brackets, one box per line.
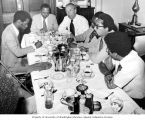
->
[58, 3, 89, 36]
[91, 13, 145, 109]
[104, 30, 145, 108]
[31, 3, 58, 34]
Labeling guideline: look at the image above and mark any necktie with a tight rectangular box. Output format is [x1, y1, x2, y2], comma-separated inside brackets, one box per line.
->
[89, 30, 99, 43]
[117, 64, 122, 72]
[70, 20, 75, 36]
[43, 18, 47, 32]
[99, 38, 103, 51]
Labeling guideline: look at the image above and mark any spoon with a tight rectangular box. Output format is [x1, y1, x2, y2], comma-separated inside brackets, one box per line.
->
[104, 92, 114, 100]
[34, 76, 49, 81]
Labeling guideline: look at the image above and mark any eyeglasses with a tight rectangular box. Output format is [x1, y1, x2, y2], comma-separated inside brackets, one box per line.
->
[94, 25, 104, 29]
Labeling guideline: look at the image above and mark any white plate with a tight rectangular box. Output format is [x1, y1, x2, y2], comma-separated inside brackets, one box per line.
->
[51, 72, 66, 82]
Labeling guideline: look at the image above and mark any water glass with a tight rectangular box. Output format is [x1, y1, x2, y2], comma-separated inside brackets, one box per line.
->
[45, 90, 54, 109]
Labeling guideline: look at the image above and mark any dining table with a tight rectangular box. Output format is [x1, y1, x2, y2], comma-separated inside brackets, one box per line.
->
[22, 31, 140, 114]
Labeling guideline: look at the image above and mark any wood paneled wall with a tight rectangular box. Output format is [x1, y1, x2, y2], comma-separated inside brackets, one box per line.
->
[0, 0, 56, 42]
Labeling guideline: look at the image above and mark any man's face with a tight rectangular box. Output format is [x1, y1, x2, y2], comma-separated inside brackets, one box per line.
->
[106, 48, 120, 61]
[19, 18, 30, 31]
[65, 5, 76, 20]
[93, 18, 108, 37]
[41, 7, 50, 18]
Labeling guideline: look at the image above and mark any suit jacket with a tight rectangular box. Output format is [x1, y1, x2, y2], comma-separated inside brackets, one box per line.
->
[31, 13, 58, 33]
[1, 24, 33, 73]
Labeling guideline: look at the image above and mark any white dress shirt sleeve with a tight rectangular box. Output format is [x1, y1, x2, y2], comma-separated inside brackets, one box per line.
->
[114, 63, 137, 88]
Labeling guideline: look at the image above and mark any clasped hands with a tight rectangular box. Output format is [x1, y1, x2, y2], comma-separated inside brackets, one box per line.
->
[98, 61, 117, 89]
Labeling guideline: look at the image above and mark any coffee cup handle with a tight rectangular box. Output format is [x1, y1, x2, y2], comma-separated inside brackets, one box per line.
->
[60, 98, 69, 106]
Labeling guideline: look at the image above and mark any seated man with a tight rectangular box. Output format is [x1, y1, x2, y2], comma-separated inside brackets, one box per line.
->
[58, 3, 89, 36]
[31, 3, 58, 34]
[1, 10, 46, 74]
[80, 12, 117, 63]
[105, 31, 145, 108]
[95, 13, 145, 109]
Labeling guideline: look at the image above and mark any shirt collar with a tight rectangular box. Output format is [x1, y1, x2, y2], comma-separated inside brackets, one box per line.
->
[12, 23, 19, 36]
[120, 50, 137, 66]
[41, 15, 48, 20]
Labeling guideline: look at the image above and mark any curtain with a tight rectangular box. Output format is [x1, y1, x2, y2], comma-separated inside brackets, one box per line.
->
[0, 0, 4, 49]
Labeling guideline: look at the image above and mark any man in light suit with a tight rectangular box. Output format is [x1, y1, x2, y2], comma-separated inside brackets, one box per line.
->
[1, 10, 44, 74]
[31, 3, 58, 34]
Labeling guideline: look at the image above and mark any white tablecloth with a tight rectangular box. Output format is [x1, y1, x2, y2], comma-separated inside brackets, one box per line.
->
[27, 51, 140, 114]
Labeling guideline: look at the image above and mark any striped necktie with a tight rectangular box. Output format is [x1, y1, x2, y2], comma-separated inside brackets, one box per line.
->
[70, 20, 75, 36]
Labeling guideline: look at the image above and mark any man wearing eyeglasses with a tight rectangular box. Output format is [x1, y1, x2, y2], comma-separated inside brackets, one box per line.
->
[74, 12, 117, 63]
[96, 13, 145, 109]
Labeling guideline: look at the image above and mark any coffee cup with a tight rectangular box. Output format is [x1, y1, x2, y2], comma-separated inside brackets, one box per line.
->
[60, 89, 76, 111]
[84, 71, 92, 77]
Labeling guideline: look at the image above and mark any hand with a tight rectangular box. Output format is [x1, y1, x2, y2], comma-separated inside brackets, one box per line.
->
[98, 61, 112, 76]
[104, 74, 117, 89]
[105, 74, 113, 82]
[35, 41, 42, 49]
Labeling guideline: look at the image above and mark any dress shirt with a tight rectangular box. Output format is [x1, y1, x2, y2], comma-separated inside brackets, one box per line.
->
[58, 14, 89, 36]
[1, 23, 34, 73]
[31, 14, 58, 33]
[113, 50, 145, 99]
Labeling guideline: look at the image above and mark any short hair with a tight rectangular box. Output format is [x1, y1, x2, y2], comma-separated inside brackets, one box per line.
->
[65, 3, 77, 10]
[105, 32, 132, 57]
[91, 11, 104, 28]
[13, 10, 31, 23]
[40, 3, 51, 12]
[98, 13, 117, 31]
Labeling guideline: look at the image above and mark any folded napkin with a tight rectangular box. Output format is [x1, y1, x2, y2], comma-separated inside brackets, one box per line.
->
[35, 47, 48, 55]
[21, 33, 40, 48]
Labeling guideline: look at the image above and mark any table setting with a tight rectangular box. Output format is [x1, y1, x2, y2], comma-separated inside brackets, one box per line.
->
[24, 31, 141, 114]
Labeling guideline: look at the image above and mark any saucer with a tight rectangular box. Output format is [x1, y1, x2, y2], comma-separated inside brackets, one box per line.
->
[81, 72, 95, 79]
[51, 72, 65, 81]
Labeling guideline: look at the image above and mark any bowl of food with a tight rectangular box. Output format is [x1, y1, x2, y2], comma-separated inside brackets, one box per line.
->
[76, 84, 88, 94]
